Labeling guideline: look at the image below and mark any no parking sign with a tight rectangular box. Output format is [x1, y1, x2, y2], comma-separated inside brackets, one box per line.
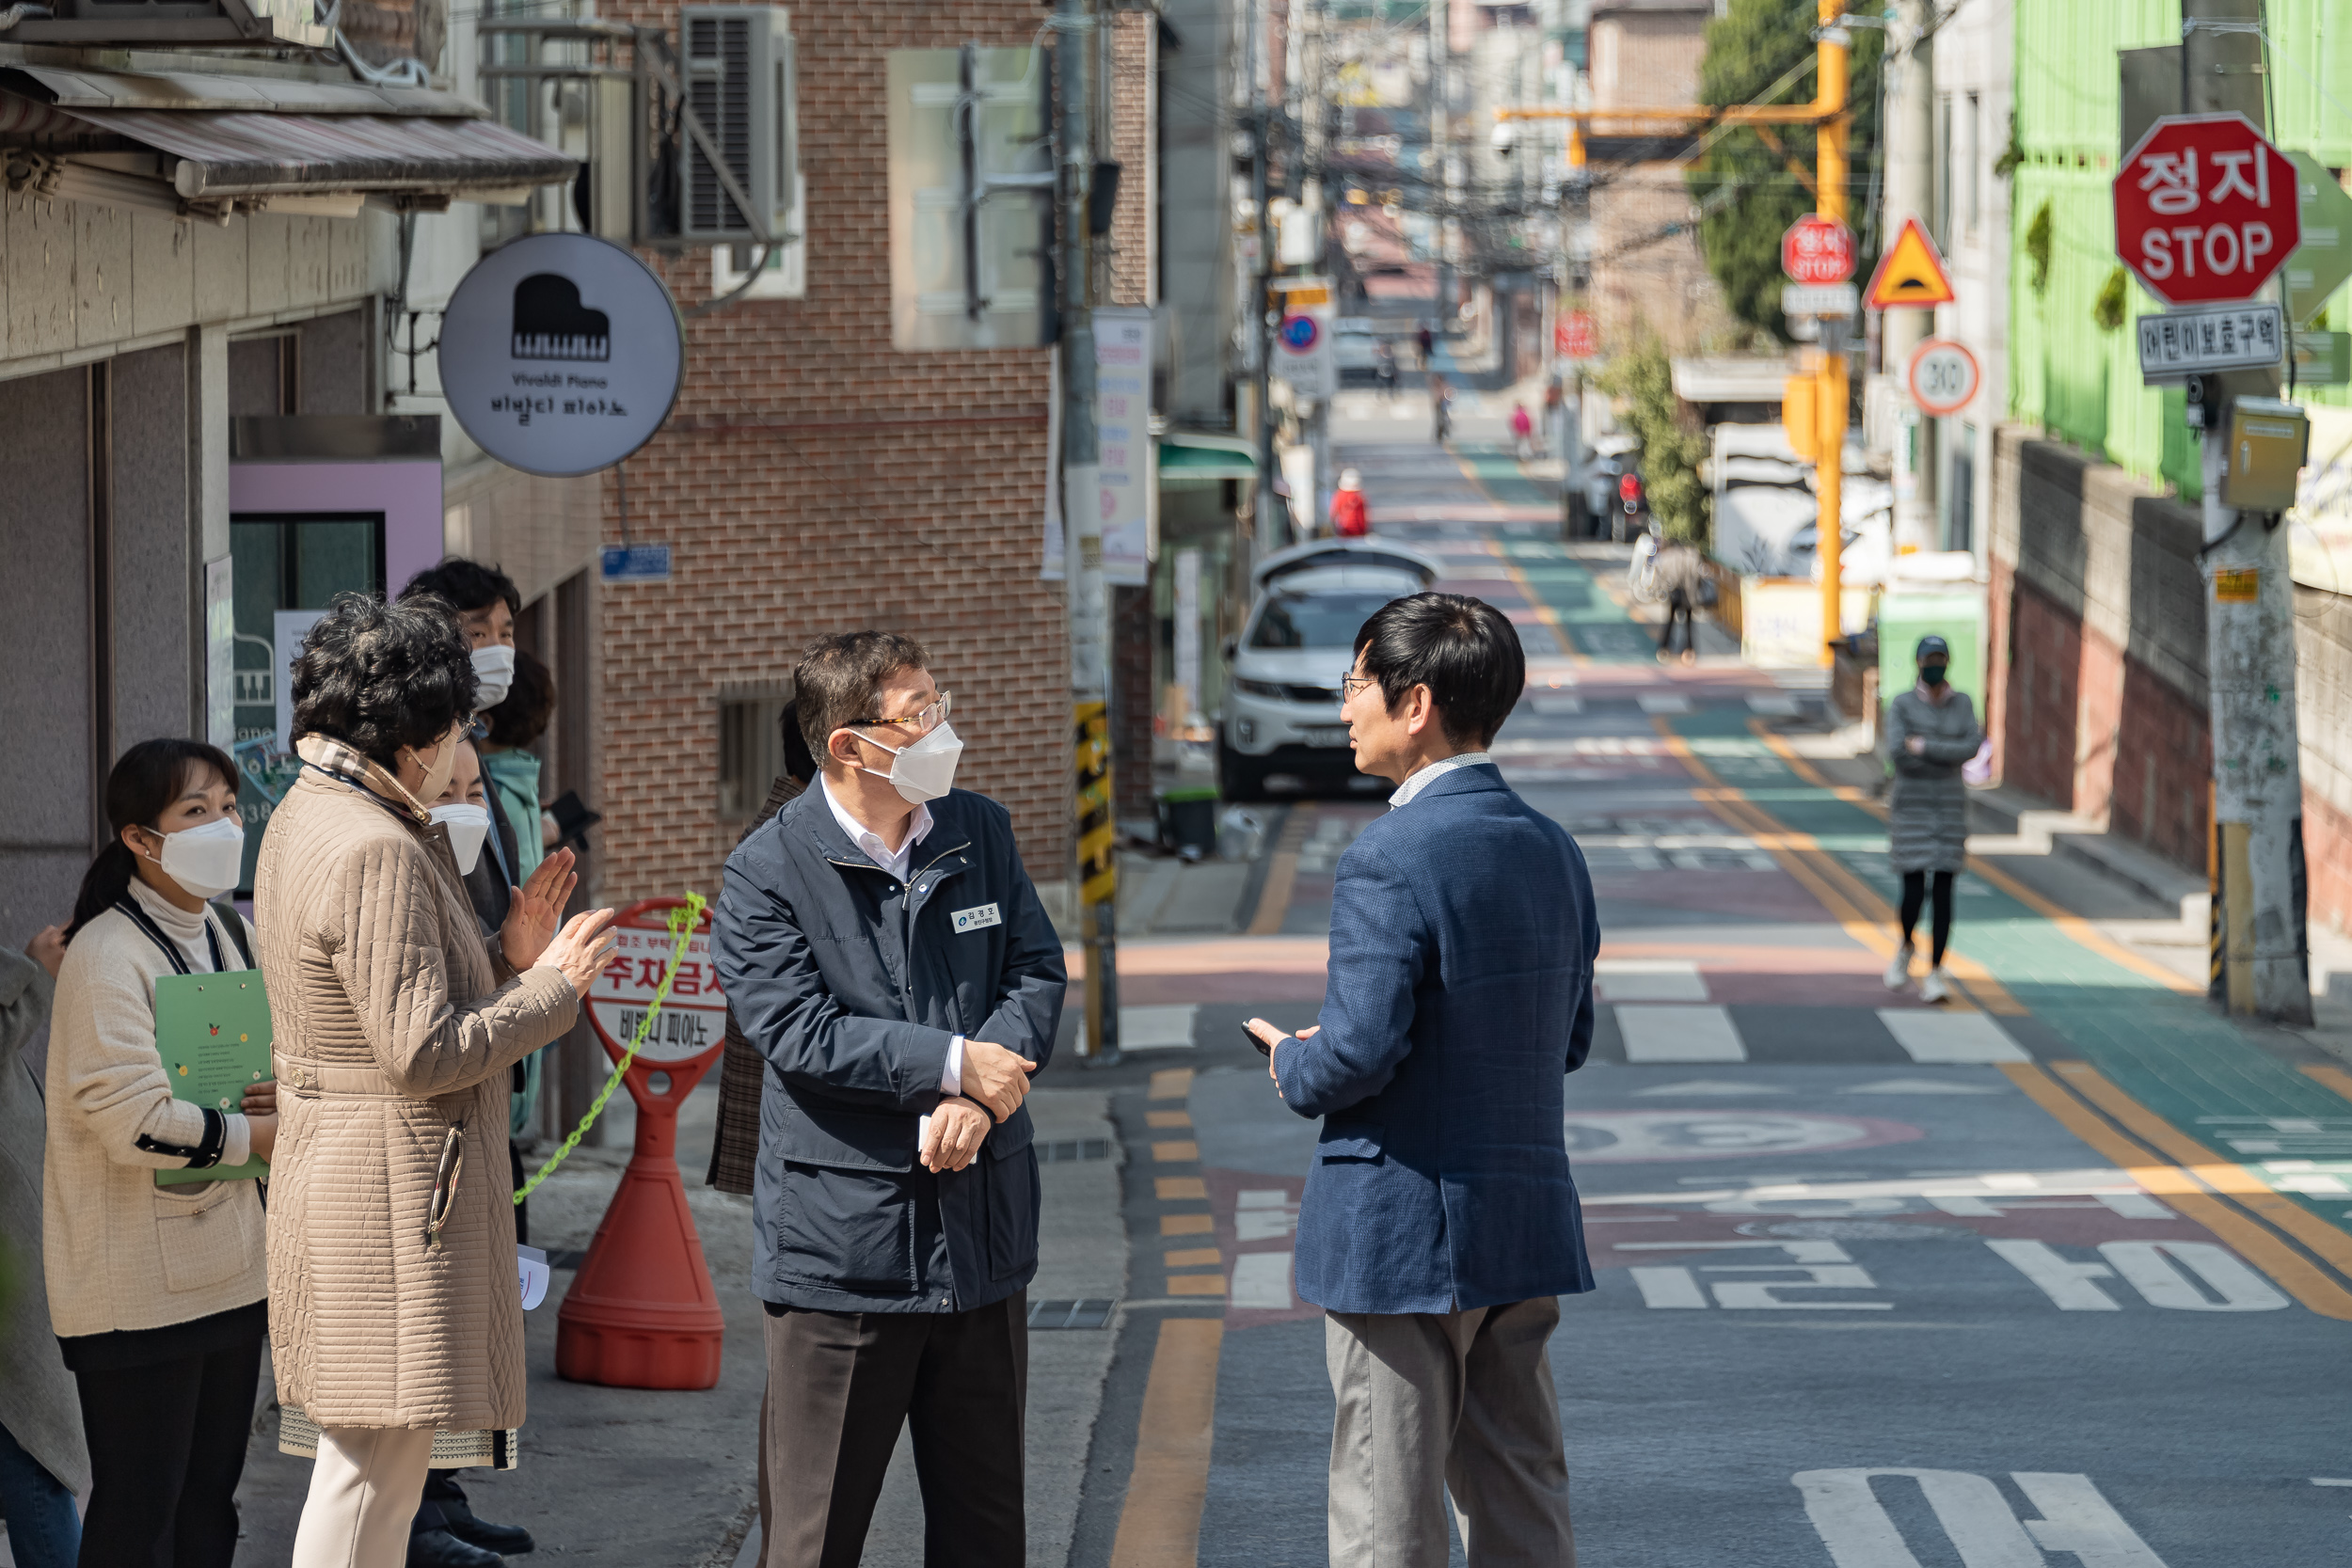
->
[1272, 277, 1336, 398]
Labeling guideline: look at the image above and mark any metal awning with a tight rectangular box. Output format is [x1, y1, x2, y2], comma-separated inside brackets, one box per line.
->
[1158, 432, 1258, 482]
[0, 66, 575, 205]
[66, 107, 574, 198]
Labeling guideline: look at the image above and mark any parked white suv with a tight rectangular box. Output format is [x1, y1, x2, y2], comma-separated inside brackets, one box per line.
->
[1219, 539, 1441, 800]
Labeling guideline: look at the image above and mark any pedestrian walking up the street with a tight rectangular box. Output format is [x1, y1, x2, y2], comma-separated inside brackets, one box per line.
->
[1375, 339, 1398, 399]
[41, 739, 271, 1568]
[1, 923, 86, 1568]
[255, 594, 614, 1568]
[1510, 400, 1535, 461]
[1247, 594, 1598, 1568]
[1331, 468, 1370, 538]
[1429, 373, 1453, 444]
[1883, 634, 1983, 1005]
[1652, 542, 1708, 665]
[713, 632, 1066, 1568]
[1417, 320, 1436, 368]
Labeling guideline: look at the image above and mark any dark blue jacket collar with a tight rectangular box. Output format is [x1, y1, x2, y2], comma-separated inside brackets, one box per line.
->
[1402, 760, 1507, 805]
[783, 782, 977, 871]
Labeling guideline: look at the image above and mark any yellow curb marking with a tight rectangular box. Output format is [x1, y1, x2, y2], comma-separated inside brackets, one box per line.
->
[2001, 1062, 2352, 1322]
[1108, 1319, 1225, 1568]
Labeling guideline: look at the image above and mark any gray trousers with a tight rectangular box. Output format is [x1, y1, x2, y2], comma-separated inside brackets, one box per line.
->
[1325, 1296, 1576, 1568]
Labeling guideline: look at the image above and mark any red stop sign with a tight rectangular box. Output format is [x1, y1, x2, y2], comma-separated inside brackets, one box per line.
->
[2114, 113, 2299, 307]
[1781, 214, 1856, 285]
[1556, 310, 1597, 359]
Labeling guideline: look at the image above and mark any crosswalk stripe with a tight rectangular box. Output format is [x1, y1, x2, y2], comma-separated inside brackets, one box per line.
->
[1615, 1004, 1746, 1062]
[1230, 1252, 1294, 1310]
[1878, 1009, 2029, 1063]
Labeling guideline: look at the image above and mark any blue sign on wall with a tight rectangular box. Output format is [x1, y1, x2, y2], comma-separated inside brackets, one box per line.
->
[601, 544, 674, 583]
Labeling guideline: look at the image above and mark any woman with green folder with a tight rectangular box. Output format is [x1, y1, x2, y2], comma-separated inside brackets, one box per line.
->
[42, 737, 278, 1568]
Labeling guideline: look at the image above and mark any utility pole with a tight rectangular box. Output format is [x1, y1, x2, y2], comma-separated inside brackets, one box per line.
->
[1248, 0, 1284, 557]
[1058, 0, 1120, 1061]
[2184, 0, 2312, 1022]
[1430, 0, 1449, 330]
[1815, 0, 1850, 667]
[1882, 0, 1937, 553]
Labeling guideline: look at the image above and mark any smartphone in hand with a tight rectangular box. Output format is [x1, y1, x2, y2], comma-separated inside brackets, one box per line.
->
[1243, 1023, 1274, 1056]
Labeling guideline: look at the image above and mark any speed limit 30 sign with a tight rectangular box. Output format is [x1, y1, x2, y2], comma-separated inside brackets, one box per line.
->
[1908, 339, 1980, 417]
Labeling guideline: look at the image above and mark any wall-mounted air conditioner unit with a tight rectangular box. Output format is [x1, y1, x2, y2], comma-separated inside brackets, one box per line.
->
[676, 5, 800, 250]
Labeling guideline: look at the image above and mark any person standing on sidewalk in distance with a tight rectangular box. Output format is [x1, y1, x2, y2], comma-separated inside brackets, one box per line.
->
[1429, 372, 1453, 445]
[1883, 634, 1982, 1005]
[1510, 400, 1536, 462]
[1651, 540, 1708, 666]
[713, 632, 1066, 1568]
[707, 700, 818, 1560]
[1375, 339, 1398, 400]
[2, 921, 86, 1568]
[41, 739, 273, 1568]
[1330, 468, 1370, 539]
[258, 594, 614, 1568]
[1247, 594, 1598, 1568]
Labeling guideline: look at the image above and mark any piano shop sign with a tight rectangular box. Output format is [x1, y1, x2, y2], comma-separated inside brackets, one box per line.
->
[439, 233, 684, 478]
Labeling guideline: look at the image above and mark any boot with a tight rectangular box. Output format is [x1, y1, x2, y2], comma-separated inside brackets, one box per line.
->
[407, 1529, 502, 1568]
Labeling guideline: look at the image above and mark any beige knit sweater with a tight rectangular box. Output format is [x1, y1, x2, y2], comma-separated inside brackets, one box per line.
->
[43, 879, 268, 1338]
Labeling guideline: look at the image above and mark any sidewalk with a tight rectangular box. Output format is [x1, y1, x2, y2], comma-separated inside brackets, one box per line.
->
[228, 1076, 1130, 1567]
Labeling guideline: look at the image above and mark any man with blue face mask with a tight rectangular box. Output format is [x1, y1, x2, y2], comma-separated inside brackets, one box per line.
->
[713, 630, 1066, 1568]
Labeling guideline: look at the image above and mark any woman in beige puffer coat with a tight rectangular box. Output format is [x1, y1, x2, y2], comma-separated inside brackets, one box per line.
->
[254, 594, 613, 1568]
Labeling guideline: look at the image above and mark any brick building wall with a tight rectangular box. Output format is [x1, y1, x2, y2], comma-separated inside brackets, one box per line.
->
[2296, 592, 2352, 938]
[1589, 6, 1708, 108]
[592, 2, 1075, 904]
[1986, 426, 2214, 869]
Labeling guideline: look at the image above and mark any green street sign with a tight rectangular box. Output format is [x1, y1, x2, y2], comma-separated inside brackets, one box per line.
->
[2287, 151, 2352, 325]
[2293, 329, 2350, 385]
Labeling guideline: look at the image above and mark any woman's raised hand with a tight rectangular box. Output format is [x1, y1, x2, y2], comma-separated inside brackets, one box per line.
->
[538, 907, 618, 998]
[500, 846, 580, 970]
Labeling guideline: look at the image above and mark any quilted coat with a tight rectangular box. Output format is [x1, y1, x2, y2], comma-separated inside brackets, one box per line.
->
[255, 736, 577, 1431]
[1884, 686, 1983, 874]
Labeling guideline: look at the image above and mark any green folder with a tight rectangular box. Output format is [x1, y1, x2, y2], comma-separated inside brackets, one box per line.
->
[153, 969, 273, 1186]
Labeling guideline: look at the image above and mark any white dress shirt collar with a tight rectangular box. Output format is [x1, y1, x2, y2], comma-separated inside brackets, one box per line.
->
[1388, 750, 1494, 810]
[821, 775, 934, 881]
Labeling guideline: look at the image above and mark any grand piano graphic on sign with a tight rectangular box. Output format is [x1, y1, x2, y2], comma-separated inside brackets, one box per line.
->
[511, 273, 612, 363]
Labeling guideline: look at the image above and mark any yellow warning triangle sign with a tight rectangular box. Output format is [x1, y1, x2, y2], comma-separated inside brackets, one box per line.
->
[1865, 216, 1956, 309]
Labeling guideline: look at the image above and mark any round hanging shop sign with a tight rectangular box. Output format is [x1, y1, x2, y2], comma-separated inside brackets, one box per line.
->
[438, 232, 684, 478]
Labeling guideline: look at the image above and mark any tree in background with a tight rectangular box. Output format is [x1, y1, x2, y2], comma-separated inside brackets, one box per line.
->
[1686, 0, 1883, 343]
[1595, 333, 1710, 547]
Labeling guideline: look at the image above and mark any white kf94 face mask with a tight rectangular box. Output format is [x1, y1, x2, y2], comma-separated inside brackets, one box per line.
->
[471, 644, 516, 712]
[430, 803, 494, 876]
[859, 722, 964, 804]
[153, 816, 246, 900]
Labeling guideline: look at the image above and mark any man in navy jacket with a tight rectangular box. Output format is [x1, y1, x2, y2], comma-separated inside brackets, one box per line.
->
[714, 631, 1065, 1568]
[1248, 594, 1597, 1568]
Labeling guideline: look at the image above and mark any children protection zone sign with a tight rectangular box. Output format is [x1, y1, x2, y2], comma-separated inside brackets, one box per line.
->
[440, 233, 685, 477]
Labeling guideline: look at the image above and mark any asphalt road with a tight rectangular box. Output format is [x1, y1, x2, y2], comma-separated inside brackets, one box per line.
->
[1057, 433, 2352, 1568]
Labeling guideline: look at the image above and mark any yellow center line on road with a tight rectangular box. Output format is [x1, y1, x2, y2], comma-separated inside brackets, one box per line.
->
[1108, 1319, 1226, 1568]
[1751, 721, 2203, 997]
[2000, 1061, 2352, 1320]
[2302, 1063, 2352, 1105]
[1651, 717, 2022, 1014]
[2050, 1060, 2352, 1275]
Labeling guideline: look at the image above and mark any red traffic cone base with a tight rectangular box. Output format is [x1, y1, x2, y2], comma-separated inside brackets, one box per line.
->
[555, 1054, 725, 1389]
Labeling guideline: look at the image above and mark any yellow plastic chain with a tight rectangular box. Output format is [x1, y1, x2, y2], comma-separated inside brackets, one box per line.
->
[514, 891, 707, 1205]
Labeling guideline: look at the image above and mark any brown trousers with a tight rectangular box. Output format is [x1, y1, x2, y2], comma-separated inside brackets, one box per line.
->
[758, 1292, 1027, 1568]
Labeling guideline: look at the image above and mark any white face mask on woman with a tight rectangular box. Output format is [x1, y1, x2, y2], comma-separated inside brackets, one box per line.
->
[429, 802, 493, 875]
[855, 722, 964, 804]
[471, 644, 516, 712]
[149, 816, 246, 900]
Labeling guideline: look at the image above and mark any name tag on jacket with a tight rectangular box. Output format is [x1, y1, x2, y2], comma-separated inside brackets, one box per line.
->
[951, 903, 1002, 934]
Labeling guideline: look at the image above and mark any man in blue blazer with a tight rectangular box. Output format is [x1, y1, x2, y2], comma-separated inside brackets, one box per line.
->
[1248, 593, 1597, 1568]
